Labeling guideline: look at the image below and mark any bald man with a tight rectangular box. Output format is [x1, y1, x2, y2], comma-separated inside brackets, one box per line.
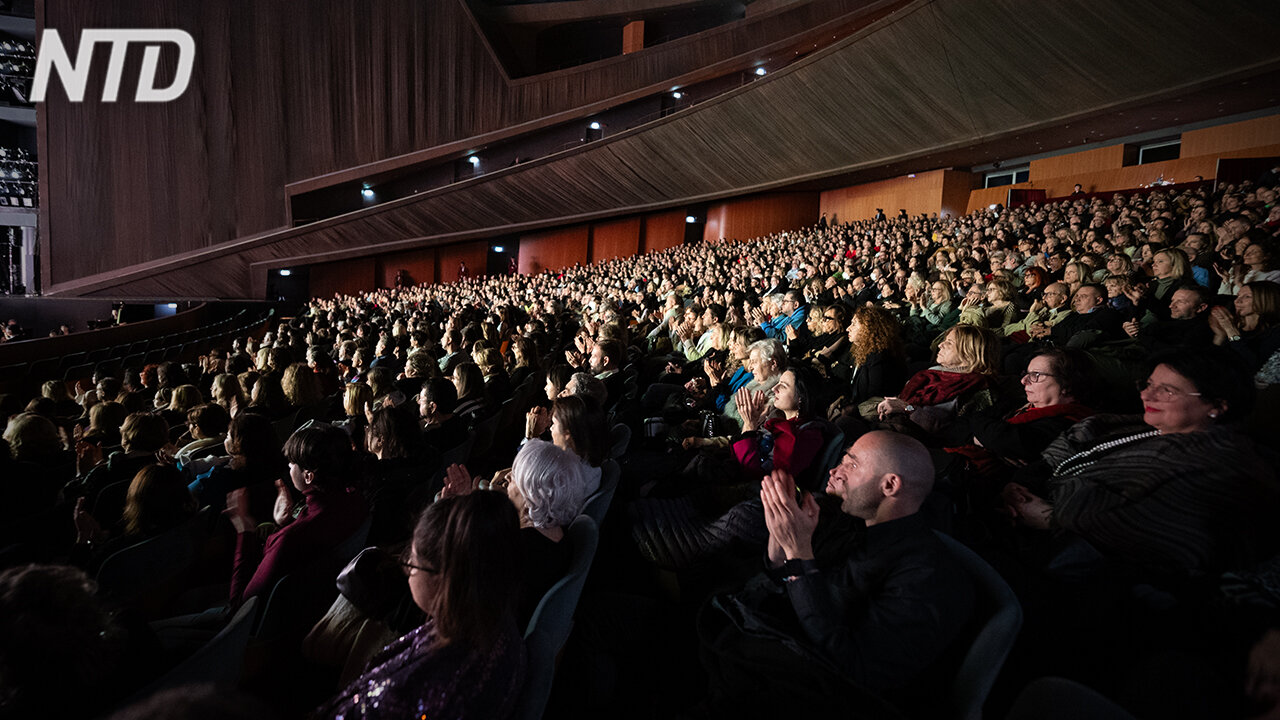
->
[695, 432, 975, 717]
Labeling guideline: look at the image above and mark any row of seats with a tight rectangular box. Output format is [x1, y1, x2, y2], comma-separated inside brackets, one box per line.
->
[0, 307, 274, 393]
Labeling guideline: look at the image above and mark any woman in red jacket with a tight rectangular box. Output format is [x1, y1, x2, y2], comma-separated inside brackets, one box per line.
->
[731, 368, 824, 488]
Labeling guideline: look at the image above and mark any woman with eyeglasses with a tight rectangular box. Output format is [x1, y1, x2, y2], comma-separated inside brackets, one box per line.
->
[1020, 266, 1049, 306]
[787, 303, 850, 364]
[315, 491, 525, 720]
[1000, 346, 1272, 579]
[940, 349, 1093, 489]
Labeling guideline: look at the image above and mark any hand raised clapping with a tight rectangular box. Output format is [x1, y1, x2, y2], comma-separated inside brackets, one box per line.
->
[441, 463, 480, 499]
[760, 469, 818, 567]
[735, 386, 767, 432]
[526, 406, 552, 439]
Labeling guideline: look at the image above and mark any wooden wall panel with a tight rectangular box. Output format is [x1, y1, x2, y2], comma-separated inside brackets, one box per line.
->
[376, 248, 436, 289]
[311, 257, 376, 299]
[518, 225, 590, 275]
[1182, 115, 1280, 157]
[965, 114, 1280, 212]
[1029, 145, 1126, 181]
[641, 211, 688, 254]
[939, 170, 976, 220]
[590, 217, 642, 263]
[820, 171, 947, 223]
[703, 192, 820, 243]
[966, 186, 1012, 214]
[436, 242, 490, 283]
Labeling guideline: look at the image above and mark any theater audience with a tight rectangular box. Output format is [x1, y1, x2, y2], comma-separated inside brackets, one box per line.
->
[2, 177, 1279, 720]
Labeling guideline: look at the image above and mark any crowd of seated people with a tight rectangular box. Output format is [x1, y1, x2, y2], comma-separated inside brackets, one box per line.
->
[1, 177, 1279, 719]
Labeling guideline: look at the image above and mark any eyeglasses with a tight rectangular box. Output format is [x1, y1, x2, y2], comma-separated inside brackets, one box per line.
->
[1022, 371, 1055, 384]
[1043, 291, 1066, 297]
[1136, 379, 1202, 401]
[400, 559, 438, 576]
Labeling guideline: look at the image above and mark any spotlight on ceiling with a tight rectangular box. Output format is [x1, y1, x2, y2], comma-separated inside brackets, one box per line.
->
[672, 91, 683, 99]
[361, 186, 374, 199]
[589, 121, 601, 130]
[685, 215, 697, 224]
[754, 67, 767, 76]
[492, 245, 505, 253]
[278, 269, 292, 277]
[468, 156, 480, 166]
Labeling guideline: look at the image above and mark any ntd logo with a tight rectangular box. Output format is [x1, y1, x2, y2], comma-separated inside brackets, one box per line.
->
[31, 29, 195, 103]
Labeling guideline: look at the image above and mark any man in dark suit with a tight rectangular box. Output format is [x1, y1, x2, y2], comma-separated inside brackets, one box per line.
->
[1050, 284, 1124, 346]
[1123, 285, 1215, 351]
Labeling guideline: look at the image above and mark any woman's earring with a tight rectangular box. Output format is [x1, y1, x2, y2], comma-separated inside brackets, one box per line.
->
[1208, 411, 1219, 418]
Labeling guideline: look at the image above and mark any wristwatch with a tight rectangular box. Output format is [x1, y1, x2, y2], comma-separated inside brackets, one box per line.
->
[904, 404, 916, 412]
[780, 558, 819, 583]
[1228, 334, 1242, 342]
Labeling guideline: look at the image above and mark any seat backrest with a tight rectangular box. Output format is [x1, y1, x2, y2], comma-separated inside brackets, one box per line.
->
[932, 531, 1023, 720]
[465, 413, 502, 466]
[582, 459, 619, 527]
[332, 515, 374, 566]
[797, 419, 844, 492]
[607, 423, 631, 460]
[95, 514, 202, 608]
[253, 515, 372, 640]
[91, 479, 135, 533]
[130, 595, 259, 701]
[516, 515, 599, 720]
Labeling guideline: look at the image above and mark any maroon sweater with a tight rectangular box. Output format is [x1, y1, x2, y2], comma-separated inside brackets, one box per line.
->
[231, 487, 368, 606]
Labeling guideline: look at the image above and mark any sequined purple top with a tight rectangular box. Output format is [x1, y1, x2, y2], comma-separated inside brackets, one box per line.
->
[315, 617, 526, 720]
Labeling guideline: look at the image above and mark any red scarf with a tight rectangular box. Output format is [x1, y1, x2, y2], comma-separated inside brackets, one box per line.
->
[945, 402, 1093, 480]
[1005, 402, 1092, 425]
[900, 369, 988, 407]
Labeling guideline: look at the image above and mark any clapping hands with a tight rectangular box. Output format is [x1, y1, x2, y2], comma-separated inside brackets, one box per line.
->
[736, 386, 767, 432]
[441, 463, 479, 499]
[760, 469, 818, 567]
[1209, 306, 1240, 340]
[526, 406, 552, 439]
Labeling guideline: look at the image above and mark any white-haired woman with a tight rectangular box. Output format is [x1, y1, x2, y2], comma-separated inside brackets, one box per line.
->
[442, 439, 588, 624]
[719, 339, 786, 434]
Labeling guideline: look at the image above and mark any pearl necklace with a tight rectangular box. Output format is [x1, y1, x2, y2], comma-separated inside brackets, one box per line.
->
[1053, 429, 1161, 478]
